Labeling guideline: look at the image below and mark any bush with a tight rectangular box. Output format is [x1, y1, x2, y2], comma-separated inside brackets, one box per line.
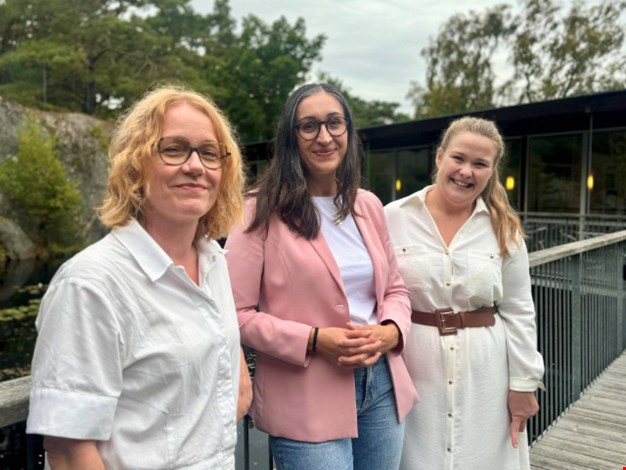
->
[0, 116, 83, 246]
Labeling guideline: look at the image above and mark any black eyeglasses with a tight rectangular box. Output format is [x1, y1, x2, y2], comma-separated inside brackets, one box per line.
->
[294, 116, 349, 141]
[157, 137, 230, 170]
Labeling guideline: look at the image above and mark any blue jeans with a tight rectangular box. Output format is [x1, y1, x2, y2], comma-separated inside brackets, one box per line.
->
[270, 355, 405, 470]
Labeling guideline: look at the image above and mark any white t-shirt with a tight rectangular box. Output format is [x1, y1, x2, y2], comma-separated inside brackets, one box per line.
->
[27, 220, 240, 470]
[313, 197, 377, 325]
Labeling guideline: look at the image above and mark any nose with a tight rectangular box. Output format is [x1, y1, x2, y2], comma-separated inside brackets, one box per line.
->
[182, 149, 205, 174]
[458, 162, 472, 178]
[316, 124, 333, 145]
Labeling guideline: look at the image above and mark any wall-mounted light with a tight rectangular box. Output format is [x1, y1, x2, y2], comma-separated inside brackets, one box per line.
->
[587, 175, 594, 190]
[506, 176, 515, 191]
[396, 179, 401, 191]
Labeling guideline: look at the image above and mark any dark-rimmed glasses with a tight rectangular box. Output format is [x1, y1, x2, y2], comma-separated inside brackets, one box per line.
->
[157, 137, 230, 170]
[294, 116, 349, 141]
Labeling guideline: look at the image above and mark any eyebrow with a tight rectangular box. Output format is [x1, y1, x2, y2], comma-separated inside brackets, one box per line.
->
[297, 112, 342, 122]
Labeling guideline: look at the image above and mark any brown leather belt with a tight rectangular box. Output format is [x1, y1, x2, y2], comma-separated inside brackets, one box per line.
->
[411, 306, 498, 336]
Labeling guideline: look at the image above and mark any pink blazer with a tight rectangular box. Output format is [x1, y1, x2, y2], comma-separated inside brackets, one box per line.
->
[225, 190, 419, 442]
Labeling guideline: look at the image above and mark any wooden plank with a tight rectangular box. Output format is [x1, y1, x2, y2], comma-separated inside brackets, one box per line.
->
[601, 373, 626, 385]
[575, 398, 626, 417]
[591, 380, 626, 393]
[561, 413, 626, 434]
[530, 441, 618, 469]
[536, 435, 626, 464]
[579, 394, 626, 408]
[529, 452, 591, 470]
[554, 419, 626, 444]
[0, 376, 31, 427]
[585, 387, 626, 402]
[569, 407, 626, 426]
[547, 427, 626, 454]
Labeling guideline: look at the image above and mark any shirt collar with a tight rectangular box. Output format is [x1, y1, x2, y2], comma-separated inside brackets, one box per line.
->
[399, 184, 489, 215]
[112, 220, 227, 283]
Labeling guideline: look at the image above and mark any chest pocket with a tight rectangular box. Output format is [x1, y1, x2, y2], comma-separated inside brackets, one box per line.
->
[465, 249, 503, 303]
[393, 245, 431, 292]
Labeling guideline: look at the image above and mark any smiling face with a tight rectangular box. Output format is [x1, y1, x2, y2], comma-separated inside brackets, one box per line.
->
[144, 103, 222, 228]
[295, 91, 348, 186]
[435, 131, 497, 209]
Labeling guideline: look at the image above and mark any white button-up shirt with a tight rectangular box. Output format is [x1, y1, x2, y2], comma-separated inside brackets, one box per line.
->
[27, 220, 240, 470]
[385, 186, 544, 470]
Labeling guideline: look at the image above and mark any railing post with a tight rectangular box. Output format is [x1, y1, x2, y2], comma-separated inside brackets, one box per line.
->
[617, 243, 625, 354]
[571, 253, 582, 403]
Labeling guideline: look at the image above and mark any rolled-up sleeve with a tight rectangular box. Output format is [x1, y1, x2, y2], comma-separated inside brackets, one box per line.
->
[27, 278, 125, 440]
[498, 241, 545, 392]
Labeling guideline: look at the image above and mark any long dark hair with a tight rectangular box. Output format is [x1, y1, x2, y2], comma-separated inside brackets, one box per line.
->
[246, 83, 362, 239]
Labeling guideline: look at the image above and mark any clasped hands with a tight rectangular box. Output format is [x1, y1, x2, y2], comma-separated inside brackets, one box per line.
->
[308, 322, 400, 369]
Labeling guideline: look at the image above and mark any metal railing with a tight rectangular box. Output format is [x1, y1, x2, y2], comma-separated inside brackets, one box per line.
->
[521, 212, 626, 252]
[527, 230, 626, 445]
[1, 231, 625, 466]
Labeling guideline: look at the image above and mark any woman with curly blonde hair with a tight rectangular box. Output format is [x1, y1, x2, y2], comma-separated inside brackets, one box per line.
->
[27, 86, 251, 470]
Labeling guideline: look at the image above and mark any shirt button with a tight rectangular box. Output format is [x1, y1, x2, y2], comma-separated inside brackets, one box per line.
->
[445, 251, 449, 255]
[447, 447, 452, 452]
[402, 248, 407, 252]
[449, 380, 453, 384]
[446, 282, 450, 286]
[490, 255, 494, 259]
[450, 347, 454, 350]
[448, 412, 453, 417]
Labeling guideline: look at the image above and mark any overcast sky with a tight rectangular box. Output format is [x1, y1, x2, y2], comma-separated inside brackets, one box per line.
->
[190, 0, 512, 115]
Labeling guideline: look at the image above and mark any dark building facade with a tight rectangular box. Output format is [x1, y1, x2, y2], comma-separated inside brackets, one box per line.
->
[244, 89, 626, 243]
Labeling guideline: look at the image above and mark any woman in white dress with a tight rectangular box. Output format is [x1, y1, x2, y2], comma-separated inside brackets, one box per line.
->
[385, 117, 544, 470]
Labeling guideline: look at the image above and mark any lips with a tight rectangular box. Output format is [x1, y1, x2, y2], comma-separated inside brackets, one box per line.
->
[451, 178, 473, 188]
[314, 148, 336, 157]
[176, 183, 206, 189]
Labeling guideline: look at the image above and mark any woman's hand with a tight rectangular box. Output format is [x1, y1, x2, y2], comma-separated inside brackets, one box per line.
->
[508, 390, 539, 448]
[237, 348, 253, 422]
[310, 327, 381, 368]
[44, 437, 105, 470]
[336, 322, 400, 368]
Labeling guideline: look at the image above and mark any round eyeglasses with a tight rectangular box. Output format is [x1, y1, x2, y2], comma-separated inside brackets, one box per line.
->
[294, 116, 349, 141]
[157, 137, 230, 170]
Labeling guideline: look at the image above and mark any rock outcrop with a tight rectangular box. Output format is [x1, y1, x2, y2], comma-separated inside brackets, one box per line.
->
[0, 95, 114, 247]
[0, 218, 36, 260]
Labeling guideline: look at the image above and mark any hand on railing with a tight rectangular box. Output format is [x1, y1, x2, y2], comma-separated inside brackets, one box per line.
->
[237, 348, 253, 422]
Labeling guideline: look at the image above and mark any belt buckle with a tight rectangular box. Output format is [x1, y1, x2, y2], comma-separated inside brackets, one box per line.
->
[435, 307, 458, 336]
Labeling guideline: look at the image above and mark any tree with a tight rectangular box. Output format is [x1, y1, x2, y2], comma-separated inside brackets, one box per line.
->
[0, 116, 83, 245]
[318, 73, 411, 128]
[408, 0, 626, 119]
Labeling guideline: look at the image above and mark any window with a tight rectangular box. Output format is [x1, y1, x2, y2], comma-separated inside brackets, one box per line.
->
[590, 131, 626, 215]
[396, 147, 431, 200]
[502, 139, 522, 210]
[528, 134, 583, 213]
[367, 151, 394, 205]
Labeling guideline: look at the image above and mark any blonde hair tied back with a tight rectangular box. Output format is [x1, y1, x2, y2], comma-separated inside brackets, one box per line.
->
[435, 116, 525, 258]
[98, 85, 245, 241]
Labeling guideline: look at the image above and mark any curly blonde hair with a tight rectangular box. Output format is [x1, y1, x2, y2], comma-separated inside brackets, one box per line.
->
[434, 116, 525, 257]
[99, 85, 245, 241]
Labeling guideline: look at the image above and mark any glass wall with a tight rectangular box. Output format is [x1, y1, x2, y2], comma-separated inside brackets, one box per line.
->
[367, 151, 395, 205]
[396, 147, 431, 199]
[502, 139, 522, 210]
[590, 130, 626, 215]
[528, 134, 583, 213]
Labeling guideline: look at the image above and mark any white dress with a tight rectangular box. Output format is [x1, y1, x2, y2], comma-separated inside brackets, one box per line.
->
[384, 186, 544, 470]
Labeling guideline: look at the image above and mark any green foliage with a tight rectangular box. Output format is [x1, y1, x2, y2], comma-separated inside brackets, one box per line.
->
[409, 0, 626, 118]
[0, 116, 83, 245]
[319, 73, 411, 128]
[0, 0, 325, 142]
[0, 242, 7, 263]
[0, 284, 46, 381]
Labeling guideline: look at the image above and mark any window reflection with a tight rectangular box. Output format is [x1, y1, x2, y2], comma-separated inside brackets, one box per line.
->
[502, 139, 522, 210]
[590, 131, 626, 215]
[528, 134, 583, 213]
[396, 147, 430, 199]
[368, 152, 394, 205]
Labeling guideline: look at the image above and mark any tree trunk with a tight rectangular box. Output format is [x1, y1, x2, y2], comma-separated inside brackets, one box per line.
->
[82, 80, 97, 115]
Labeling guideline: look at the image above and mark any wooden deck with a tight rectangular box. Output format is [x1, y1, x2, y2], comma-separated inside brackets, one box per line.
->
[530, 351, 626, 470]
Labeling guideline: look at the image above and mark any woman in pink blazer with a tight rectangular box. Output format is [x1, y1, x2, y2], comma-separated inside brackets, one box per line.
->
[225, 83, 418, 470]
